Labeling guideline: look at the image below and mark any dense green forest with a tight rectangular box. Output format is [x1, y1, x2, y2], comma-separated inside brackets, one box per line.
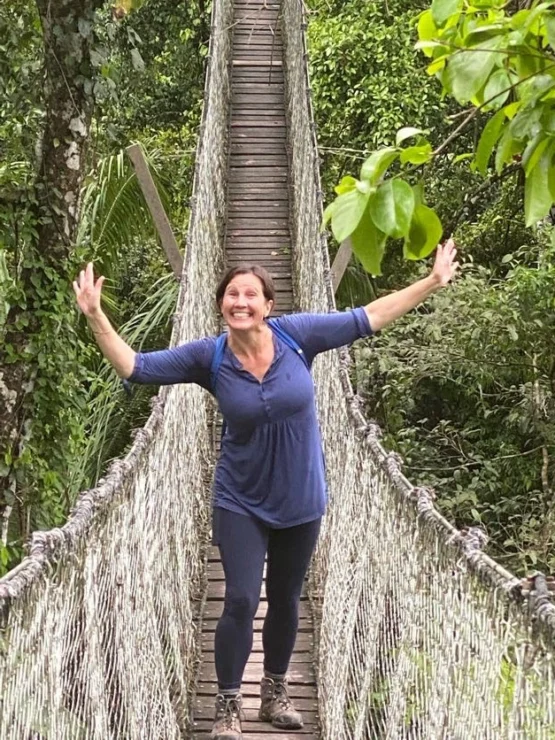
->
[1, 0, 553, 577]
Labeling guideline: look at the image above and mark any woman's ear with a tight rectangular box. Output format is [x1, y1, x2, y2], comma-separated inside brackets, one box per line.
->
[266, 300, 274, 317]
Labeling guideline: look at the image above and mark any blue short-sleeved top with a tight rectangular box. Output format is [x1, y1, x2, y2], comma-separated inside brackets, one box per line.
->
[129, 308, 372, 527]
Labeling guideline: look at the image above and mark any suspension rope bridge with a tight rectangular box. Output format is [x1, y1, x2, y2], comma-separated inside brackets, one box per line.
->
[1, 1, 555, 738]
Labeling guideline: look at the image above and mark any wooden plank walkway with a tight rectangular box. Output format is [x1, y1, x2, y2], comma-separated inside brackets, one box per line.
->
[191, 1, 319, 737]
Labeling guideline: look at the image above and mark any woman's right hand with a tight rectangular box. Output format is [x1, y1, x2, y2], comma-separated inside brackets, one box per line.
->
[73, 262, 105, 317]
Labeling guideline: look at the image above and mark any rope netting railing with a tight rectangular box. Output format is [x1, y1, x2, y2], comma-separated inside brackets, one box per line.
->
[282, 1, 555, 738]
[0, 1, 232, 736]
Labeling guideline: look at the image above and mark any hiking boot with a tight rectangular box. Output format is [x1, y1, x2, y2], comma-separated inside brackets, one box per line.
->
[210, 693, 243, 739]
[259, 676, 304, 729]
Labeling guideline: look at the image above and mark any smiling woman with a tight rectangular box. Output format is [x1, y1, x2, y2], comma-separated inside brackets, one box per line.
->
[217, 265, 276, 382]
[72, 249, 457, 739]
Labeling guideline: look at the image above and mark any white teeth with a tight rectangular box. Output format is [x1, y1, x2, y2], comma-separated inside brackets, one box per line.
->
[232, 312, 251, 317]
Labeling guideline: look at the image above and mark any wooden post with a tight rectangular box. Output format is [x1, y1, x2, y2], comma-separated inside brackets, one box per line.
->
[330, 238, 352, 294]
[126, 143, 184, 279]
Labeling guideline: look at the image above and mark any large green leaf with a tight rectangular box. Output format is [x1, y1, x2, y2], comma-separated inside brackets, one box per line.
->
[494, 124, 521, 173]
[524, 148, 552, 226]
[482, 68, 511, 110]
[369, 179, 415, 238]
[431, 0, 462, 27]
[446, 42, 500, 103]
[360, 148, 398, 184]
[523, 135, 549, 176]
[330, 189, 371, 243]
[473, 107, 506, 174]
[404, 205, 442, 260]
[350, 205, 387, 276]
[546, 12, 555, 50]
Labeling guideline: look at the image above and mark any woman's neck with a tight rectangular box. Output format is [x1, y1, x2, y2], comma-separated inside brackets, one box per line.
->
[228, 323, 272, 358]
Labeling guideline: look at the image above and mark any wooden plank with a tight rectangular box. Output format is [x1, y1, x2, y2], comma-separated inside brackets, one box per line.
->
[227, 194, 289, 202]
[200, 633, 313, 650]
[228, 200, 289, 209]
[225, 249, 292, 257]
[125, 144, 183, 278]
[231, 50, 282, 61]
[234, 32, 282, 39]
[227, 218, 289, 229]
[230, 108, 285, 116]
[231, 129, 286, 139]
[232, 78, 284, 86]
[227, 180, 288, 188]
[199, 663, 315, 685]
[202, 652, 312, 665]
[234, 13, 280, 18]
[233, 42, 284, 50]
[201, 617, 313, 633]
[228, 178, 288, 187]
[232, 60, 283, 67]
[194, 703, 316, 721]
[229, 166, 287, 177]
[227, 213, 289, 222]
[228, 206, 289, 216]
[330, 238, 353, 293]
[234, 14, 280, 21]
[195, 696, 317, 712]
[233, 83, 284, 91]
[226, 236, 291, 244]
[230, 120, 286, 129]
[194, 707, 318, 723]
[228, 160, 288, 170]
[233, 91, 285, 100]
[193, 730, 319, 740]
[232, 52, 282, 58]
[206, 587, 307, 600]
[196, 682, 316, 699]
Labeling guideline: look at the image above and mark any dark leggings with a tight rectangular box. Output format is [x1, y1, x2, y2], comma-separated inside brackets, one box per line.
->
[213, 508, 321, 691]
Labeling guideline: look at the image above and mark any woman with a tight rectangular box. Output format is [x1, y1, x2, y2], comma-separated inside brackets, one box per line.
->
[73, 240, 458, 740]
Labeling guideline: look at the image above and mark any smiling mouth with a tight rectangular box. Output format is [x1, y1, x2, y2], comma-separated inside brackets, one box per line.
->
[231, 312, 253, 318]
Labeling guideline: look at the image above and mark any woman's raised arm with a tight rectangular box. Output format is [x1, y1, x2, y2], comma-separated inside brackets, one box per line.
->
[364, 239, 459, 332]
[73, 262, 136, 379]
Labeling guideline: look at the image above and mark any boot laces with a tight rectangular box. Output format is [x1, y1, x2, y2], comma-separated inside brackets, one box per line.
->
[274, 681, 293, 710]
[217, 695, 243, 729]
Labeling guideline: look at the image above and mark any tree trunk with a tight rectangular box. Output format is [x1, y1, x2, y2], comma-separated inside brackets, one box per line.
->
[0, 0, 102, 534]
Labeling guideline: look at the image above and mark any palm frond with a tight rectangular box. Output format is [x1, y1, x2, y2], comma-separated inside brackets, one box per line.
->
[77, 144, 174, 276]
[68, 271, 179, 495]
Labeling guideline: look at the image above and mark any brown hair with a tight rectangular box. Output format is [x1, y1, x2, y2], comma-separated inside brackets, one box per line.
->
[215, 264, 275, 307]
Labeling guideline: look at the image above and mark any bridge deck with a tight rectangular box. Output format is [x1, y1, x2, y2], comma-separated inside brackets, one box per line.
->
[191, 1, 319, 737]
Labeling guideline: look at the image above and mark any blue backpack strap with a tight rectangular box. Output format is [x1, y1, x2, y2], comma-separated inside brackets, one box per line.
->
[210, 333, 228, 393]
[267, 318, 310, 371]
[210, 332, 228, 438]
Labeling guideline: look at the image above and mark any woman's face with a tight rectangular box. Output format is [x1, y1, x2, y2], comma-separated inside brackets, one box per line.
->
[220, 273, 273, 332]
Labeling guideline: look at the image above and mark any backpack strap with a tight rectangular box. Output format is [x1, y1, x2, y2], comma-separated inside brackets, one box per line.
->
[267, 318, 310, 371]
[210, 332, 228, 394]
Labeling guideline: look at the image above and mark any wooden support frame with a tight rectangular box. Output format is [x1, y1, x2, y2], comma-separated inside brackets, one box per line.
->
[126, 144, 184, 279]
[330, 238, 352, 294]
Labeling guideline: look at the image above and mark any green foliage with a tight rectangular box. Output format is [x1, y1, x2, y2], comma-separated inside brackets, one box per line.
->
[308, 0, 555, 574]
[419, 0, 555, 226]
[320, 0, 555, 275]
[356, 236, 555, 573]
[0, 0, 205, 576]
[322, 131, 438, 273]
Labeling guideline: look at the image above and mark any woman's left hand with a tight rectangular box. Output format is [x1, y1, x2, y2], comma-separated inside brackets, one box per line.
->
[431, 238, 459, 287]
